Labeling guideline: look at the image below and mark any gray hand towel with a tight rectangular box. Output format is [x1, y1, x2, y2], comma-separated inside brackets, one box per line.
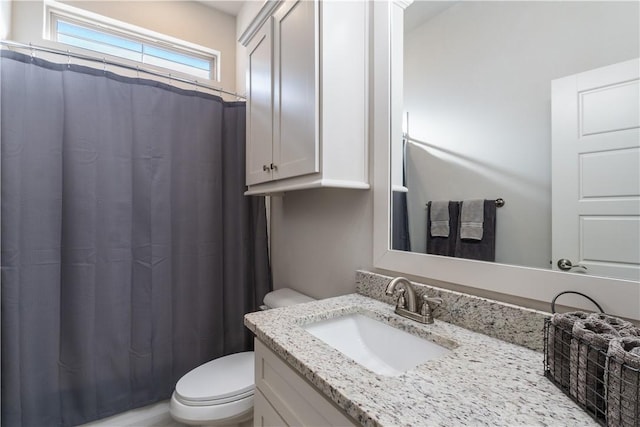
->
[570, 319, 620, 417]
[588, 313, 638, 337]
[606, 337, 640, 426]
[453, 200, 496, 261]
[426, 201, 459, 257]
[460, 199, 484, 240]
[548, 311, 591, 388]
[430, 201, 450, 237]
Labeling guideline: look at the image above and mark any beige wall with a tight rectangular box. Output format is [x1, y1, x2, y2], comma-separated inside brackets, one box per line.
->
[0, 0, 11, 39]
[10, 0, 237, 95]
[269, 188, 373, 299]
[235, 0, 263, 96]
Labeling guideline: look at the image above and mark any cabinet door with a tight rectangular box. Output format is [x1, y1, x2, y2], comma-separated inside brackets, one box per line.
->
[254, 389, 287, 427]
[273, 0, 319, 181]
[246, 19, 274, 186]
[255, 339, 356, 427]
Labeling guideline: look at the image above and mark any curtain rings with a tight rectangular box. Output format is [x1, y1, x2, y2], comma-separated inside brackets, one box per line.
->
[103, 57, 107, 74]
[67, 50, 71, 68]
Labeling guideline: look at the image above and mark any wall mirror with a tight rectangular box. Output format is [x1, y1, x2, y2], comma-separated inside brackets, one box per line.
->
[372, 0, 640, 320]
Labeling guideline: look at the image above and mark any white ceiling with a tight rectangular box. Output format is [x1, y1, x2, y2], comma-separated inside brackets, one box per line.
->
[196, 0, 246, 17]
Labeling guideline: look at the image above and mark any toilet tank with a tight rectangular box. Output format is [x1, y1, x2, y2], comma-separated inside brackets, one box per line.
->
[260, 288, 315, 310]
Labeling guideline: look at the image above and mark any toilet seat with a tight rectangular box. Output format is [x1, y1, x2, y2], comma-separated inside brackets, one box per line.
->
[170, 352, 255, 425]
[169, 289, 315, 425]
[174, 388, 254, 406]
[174, 352, 254, 406]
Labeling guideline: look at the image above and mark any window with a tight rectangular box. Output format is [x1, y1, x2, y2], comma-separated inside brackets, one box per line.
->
[46, 1, 219, 81]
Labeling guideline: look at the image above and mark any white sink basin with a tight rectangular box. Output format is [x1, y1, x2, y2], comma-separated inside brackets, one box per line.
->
[303, 313, 451, 376]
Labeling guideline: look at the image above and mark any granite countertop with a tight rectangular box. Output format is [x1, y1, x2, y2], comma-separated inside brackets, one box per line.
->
[244, 293, 597, 427]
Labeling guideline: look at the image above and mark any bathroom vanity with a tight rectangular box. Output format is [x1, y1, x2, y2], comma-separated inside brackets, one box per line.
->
[245, 272, 598, 426]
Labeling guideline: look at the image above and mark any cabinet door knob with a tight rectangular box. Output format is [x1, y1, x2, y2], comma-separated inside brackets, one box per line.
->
[270, 163, 278, 171]
[262, 165, 270, 172]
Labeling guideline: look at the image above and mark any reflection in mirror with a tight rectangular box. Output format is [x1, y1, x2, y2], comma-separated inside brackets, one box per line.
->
[391, 1, 640, 281]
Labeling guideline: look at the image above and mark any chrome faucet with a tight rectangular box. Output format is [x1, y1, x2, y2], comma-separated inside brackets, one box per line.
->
[385, 277, 443, 324]
[385, 277, 418, 312]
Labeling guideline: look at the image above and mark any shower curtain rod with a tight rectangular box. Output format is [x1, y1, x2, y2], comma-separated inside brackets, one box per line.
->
[0, 40, 246, 100]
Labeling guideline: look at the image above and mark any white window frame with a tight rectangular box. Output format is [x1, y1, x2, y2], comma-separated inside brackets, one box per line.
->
[43, 0, 221, 82]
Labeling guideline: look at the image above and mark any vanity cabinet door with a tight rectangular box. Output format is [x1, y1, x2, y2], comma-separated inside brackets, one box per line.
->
[254, 389, 286, 427]
[272, 0, 319, 181]
[254, 339, 356, 427]
[246, 19, 274, 186]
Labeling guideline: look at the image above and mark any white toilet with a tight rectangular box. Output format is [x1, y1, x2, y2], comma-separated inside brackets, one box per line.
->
[169, 288, 314, 426]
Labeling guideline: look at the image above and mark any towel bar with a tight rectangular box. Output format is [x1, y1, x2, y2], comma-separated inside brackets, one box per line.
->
[425, 198, 505, 208]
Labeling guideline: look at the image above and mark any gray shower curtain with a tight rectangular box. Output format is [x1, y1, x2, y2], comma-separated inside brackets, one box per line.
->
[0, 50, 271, 427]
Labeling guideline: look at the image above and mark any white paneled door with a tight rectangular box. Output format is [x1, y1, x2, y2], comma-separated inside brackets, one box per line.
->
[552, 58, 640, 281]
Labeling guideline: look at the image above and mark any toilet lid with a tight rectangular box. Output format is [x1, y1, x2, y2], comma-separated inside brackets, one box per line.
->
[175, 351, 254, 405]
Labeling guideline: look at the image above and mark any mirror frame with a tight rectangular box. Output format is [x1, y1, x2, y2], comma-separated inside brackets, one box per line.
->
[371, 0, 639, 320]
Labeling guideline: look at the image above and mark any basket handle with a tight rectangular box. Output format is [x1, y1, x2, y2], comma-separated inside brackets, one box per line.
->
[550, 291, 605, 314]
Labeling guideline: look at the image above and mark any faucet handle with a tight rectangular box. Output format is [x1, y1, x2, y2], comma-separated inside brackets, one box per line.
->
[396, 288, 407, 310]
[420, 295, 443, 316]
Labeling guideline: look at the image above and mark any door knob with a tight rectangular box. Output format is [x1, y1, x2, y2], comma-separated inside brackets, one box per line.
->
[557, 258, 588, 271]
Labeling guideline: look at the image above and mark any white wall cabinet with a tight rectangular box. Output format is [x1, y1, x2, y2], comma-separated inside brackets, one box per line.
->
[254, 339, 356, 426]
[241, 0, 369, 195]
